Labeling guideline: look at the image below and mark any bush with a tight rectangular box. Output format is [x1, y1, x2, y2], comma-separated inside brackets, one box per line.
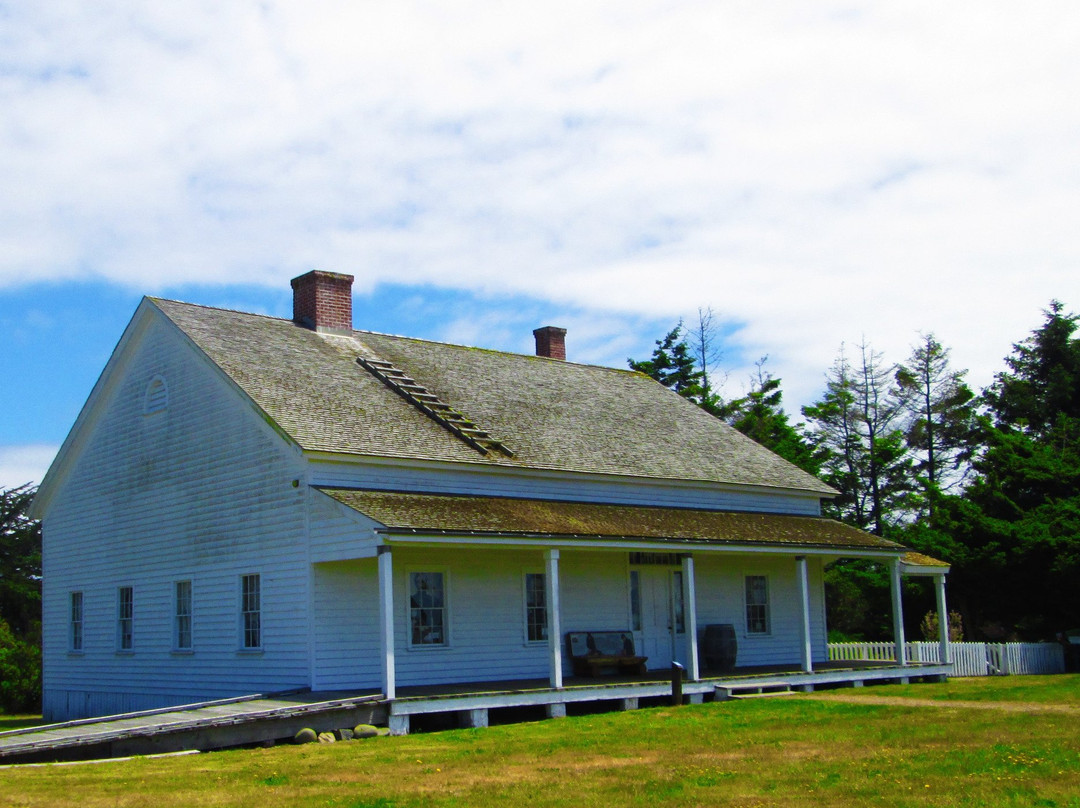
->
[0, 619, 41, 713]
[920, 610, 964, 642]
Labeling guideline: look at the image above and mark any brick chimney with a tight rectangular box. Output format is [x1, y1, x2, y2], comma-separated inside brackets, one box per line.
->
[291, 271, 354, 334]
[533, 326, 567, 360]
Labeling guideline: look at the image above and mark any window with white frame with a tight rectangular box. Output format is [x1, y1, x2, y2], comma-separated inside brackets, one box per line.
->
[70, 591, 84, 652]
[175, 580, 192, 650]
[241, 574, 261, 649]
[409, 571, 446, 646]
[117, 586, 134, 651]
[745, 575, 770, 634]
[524, 573, 547, 643]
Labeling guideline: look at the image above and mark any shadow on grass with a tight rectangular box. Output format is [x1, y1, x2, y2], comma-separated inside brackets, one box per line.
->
[0, 715, 45, 732]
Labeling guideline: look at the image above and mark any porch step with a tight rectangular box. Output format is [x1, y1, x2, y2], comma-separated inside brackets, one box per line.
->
[715, 682, 795, 701]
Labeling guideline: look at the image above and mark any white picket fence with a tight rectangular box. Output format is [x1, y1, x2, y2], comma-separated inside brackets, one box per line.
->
[828, 641, 1066, 676]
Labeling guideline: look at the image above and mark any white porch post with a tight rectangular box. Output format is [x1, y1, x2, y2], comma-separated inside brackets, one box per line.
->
[545, 549, 563, 689]
[935, 573, 951, 665]
[681, 554, 700, 681]
[378, 545, 396, 700]
[796, 556, 813, 673]
[890, 556, 907, 666]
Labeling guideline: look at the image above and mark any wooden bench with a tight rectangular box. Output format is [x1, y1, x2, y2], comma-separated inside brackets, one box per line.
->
[566, 631, 648, 677]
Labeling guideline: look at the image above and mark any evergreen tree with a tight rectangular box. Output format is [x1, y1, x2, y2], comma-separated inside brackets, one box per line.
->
[722, 359, 824, 476]
[629, 322, 716, 410]
[0, 484, 41, 639]
[802, 343, 913, 535]
[894, 334, 976, 519]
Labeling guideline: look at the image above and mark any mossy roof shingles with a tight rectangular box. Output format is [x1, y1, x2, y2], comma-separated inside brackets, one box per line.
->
[321, 489, 901, 552]
[152, 299, 835, 494]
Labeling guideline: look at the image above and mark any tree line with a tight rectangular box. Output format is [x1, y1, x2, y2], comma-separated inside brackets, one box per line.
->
[0, 483, 42, 712]
[630, 302, 1080, 642]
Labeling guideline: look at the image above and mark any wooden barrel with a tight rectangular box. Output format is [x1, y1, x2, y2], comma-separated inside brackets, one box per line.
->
[703, 624, 737, 672]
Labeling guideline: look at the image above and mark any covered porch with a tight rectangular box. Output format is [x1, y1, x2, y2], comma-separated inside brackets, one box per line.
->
[317, 488, 953, 729]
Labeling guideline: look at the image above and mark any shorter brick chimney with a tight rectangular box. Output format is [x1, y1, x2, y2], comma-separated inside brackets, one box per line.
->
[533, 326, 567, 360]
[291, 271, 354, 334]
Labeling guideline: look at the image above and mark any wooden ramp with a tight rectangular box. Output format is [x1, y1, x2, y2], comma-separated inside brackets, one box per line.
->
[0, 691, 387, 765]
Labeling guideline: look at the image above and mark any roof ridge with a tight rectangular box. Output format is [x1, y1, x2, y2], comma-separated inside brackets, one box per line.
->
[150, 298, 638, 375]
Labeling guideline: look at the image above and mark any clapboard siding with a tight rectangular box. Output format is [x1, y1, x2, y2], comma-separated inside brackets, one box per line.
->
[41, 315, 312, 721]
[391, 547, 551, 687]
[309, 459, 822, 516]
[693, 555, 827, 666]
[308, 489, 381, 563]
[311, 560, 381, 691]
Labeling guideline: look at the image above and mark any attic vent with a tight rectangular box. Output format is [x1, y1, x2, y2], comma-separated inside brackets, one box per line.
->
[144, 375, 169, 415]
[357, 357, 515, 459]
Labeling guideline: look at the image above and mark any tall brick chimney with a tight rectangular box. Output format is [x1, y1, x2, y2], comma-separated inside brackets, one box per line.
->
[533, 326, 567, 360]
[291, 271, 354, 334]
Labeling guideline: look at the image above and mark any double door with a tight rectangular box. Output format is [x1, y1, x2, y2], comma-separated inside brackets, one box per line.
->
[631, 566, 687, 671]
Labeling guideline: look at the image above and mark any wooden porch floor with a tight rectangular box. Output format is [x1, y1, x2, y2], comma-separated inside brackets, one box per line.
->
[393, 660, 920, 700]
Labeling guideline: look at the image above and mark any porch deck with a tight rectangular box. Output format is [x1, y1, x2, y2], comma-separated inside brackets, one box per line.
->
[387, 660, 951, 733]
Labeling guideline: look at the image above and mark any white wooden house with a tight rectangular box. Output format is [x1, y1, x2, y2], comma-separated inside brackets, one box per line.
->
[32, 271, 947, 722]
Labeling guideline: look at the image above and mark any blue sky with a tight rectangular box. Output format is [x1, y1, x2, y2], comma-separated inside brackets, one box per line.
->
[3, 2, 1079, 487]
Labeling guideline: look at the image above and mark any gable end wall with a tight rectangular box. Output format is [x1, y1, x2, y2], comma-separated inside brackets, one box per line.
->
[41, 314, 311, 721]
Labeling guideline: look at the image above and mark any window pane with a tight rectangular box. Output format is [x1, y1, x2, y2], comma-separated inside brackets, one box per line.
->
[410, 572, 446, 645]
[175, 580, 192, 650]
[630, 570, 641, 632]
[241, 574, 261, 648]
[672, 571, 685, 634]
[70, 592, 83, 652]
[525, 573, 547, 643]
[118, 587, 133, 650]
[745, 575, 769, 634]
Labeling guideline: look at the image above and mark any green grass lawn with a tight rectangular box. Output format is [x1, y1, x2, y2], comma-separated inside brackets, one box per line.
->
[2, 676, 1079, 807]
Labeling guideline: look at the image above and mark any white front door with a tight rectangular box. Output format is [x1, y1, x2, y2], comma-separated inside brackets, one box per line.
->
[632, 567, 685, 670]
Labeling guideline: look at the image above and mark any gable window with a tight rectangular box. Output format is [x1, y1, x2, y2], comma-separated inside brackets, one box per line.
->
[409, 571, 447, 647]
[70, 591, 84, 652]
[117, 586, 134, 651]
[241, 574, 261, 649]
[174, 580, 193, 651]
[745, 575, 770, 635]
[143, 375, 168, 415]
[524, 573, 547, 643]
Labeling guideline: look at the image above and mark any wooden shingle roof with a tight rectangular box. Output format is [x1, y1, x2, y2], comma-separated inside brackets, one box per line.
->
[321, 489, 902, 552]
[152, 299, 836, 495]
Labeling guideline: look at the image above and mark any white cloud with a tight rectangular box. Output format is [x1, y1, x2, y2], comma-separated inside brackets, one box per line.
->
[0, 445, 58, 490]
[1, 1, 1079, 409]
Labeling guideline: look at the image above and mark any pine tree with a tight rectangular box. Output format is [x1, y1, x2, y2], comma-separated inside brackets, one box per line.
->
[803, 343, 913, 535]
[628, 322, 712, 407]
[946, 302, 1080, 637]
[894, 334, 975, 519]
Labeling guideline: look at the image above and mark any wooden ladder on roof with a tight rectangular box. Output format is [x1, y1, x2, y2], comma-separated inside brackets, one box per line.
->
[357, 357, 515, 458]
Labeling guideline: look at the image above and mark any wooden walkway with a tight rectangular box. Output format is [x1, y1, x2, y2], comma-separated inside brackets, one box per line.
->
[0, 691, 386, 765]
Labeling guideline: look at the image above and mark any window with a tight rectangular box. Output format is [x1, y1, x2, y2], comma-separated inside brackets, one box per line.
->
[117, 586, 134, 651]
[175, 580, 192, 651]
[409, 571, 446, 646]
[70, 592, 84, 652]
[745, 575, 770, 634]
[143, 375, 168, 415]
[524, 573, 547, 643]
[629, 570, 641, 631]
[241, 574, 261, 649]
[672, 571, 685, 634]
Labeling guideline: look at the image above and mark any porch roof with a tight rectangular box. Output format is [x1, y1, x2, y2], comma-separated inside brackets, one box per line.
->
[320, 488, 906, 554]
